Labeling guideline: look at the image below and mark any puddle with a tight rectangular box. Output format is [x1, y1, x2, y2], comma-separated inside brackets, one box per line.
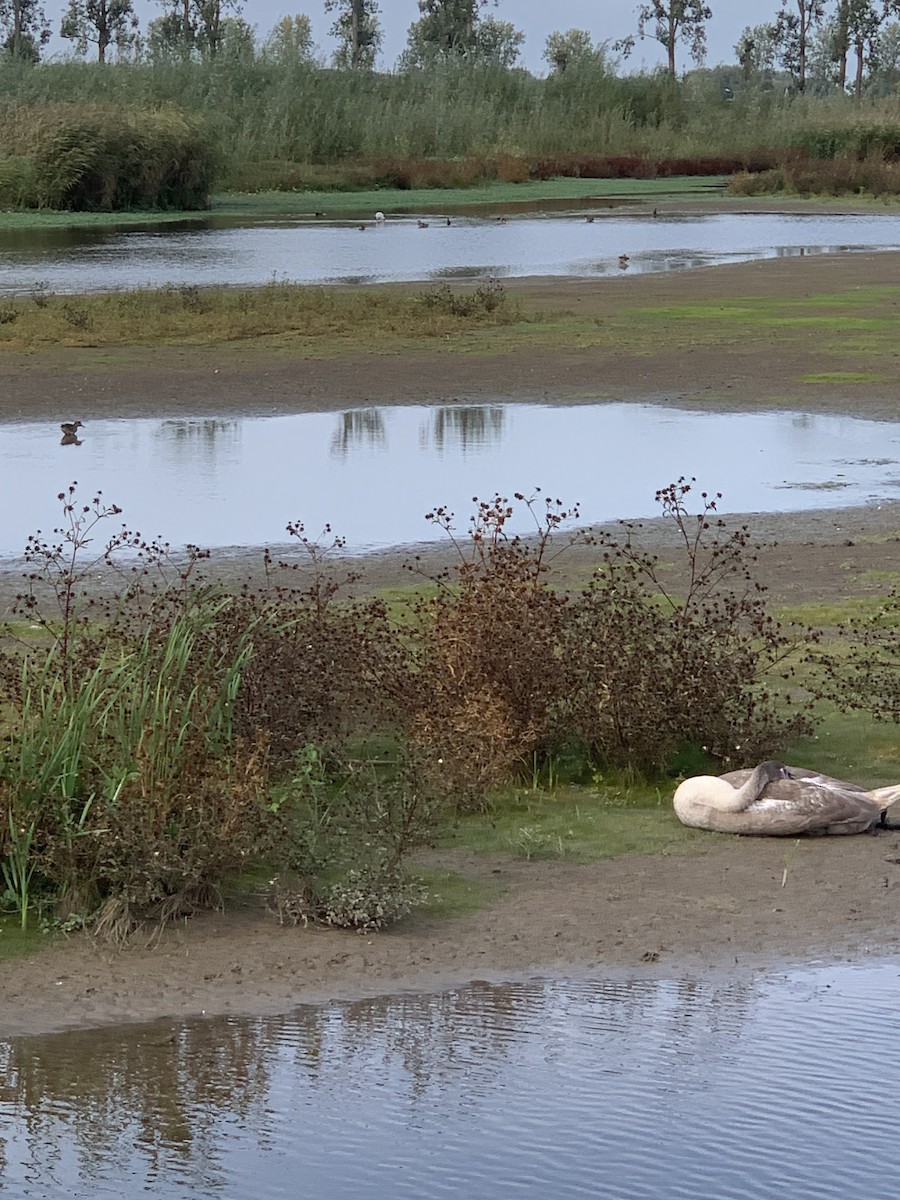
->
[1, 402, 898, 558]
[2, 962, 899, 1198]
[1, 211, 899, 293]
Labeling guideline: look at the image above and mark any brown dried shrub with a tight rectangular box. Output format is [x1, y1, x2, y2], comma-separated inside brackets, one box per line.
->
[565, 480, 815, 773]
[401, 495, 584, 808]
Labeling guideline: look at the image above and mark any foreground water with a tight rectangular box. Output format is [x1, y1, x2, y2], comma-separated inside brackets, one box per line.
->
[2, 961, 898, 1198]
[1, 210, 899, 293]
[1, 401, 898, 557]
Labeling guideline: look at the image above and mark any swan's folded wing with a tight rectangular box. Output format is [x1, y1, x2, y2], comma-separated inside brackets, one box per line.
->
[720, 766, 868, 794]
[677, 779, 881, 836]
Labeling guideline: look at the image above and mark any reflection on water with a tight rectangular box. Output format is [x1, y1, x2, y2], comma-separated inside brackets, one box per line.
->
[1, 401, 898, 557]
[425, 404, 506, 453]
[330, 408, 386, 455]
[2, 963, 900, 1198]
[1, 212, 899, 293]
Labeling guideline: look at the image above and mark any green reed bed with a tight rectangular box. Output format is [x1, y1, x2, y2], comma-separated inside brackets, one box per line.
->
[0, 60, 773, 176]
[4, 59, 900, 202]
[0, 102, 217, 211]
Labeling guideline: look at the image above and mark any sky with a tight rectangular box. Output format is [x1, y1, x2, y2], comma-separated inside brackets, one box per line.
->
[38, 1, 759, 73]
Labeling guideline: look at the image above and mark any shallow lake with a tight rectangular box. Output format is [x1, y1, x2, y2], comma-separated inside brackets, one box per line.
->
[2, 960, 899, 1199]
[2, 211, 900, 294]
[2, 401, 898, 558]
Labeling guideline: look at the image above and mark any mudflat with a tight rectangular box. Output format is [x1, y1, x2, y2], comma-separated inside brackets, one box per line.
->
[3, 246, 900, 1038]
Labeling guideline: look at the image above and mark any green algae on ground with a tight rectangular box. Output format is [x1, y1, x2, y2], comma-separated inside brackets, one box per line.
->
[800, 371, 887, 383]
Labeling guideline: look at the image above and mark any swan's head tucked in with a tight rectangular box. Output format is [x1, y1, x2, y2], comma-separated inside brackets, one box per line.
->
[673, 760, 896, 836]
[673, 760, 789, 816]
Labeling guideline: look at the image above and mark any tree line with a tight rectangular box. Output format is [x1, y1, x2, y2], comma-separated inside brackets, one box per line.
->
[1, 0, 899, 97]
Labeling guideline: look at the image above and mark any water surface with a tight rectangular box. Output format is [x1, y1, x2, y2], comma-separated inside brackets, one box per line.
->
[1, 401, 897, 558]
[2, 962, 899, 1198]
[1, 211, 898, 294]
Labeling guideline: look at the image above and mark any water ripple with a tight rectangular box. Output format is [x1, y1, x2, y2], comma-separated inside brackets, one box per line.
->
[3, 964, 900, 1198]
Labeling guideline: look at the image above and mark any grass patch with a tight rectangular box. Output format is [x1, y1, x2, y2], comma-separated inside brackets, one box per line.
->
[626, 288, 900, 365]
[785, 705, 900, 788]
[0, 278, 524, 352]
[0, 209, 212, 232]
[638, 306, 892, 332]
[0, 913, 50, 959]
[800, 371, 887, 383]
[0, 177, 728, 234]
[777, 595, 894, 628]
[214, 176, 728, 219]
[416, 868, 504, 919]
[440, 782, 703, 863]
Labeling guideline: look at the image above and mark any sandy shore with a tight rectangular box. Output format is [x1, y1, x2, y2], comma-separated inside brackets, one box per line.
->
[3, 835, 900, 1038]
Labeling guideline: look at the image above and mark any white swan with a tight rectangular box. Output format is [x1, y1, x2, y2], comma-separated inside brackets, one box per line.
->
[375, 211, 386, 222]
[673, 760, 900, 836]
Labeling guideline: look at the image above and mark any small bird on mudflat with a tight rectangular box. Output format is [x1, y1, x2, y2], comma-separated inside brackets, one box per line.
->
[60, 420, 83, 436]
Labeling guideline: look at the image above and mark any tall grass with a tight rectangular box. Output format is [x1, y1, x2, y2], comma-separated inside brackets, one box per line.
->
[4, 57, 900, 196]
[0, 278, 522, 349]
[0, 102, 217, 210]
[1, 600, 264, 929]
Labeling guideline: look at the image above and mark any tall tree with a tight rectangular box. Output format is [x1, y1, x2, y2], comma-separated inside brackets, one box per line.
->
[845, 0, 896, 96]
[635, 0, 712, 75]
[772, 0, 826, 91]
[0, 0, 49, 59]
[60, 0, 138, 62]
[833, 0, 849, 87]
[261, 13, 316, 64]
[193, 0, 242, 57]
[324, 0, 381, 69]
[872, 19, 900, 84]
[404, 0, 496, 61]
[804, 19, 844, 85]
[153, 0, 242, 59]
[735, 23, 777, 80]
[473, 18, 523, 67]
[543, 28, 597, 73]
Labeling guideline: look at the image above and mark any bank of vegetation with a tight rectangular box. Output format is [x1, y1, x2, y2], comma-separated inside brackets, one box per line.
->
[4, 56, 900, 209]
[1, 479, 896, 942]
[0, 277, 519, 350]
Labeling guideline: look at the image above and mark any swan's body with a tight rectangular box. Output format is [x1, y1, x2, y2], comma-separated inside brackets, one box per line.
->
[374, 211, 386, 223]
[673, 761, 900, 836]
